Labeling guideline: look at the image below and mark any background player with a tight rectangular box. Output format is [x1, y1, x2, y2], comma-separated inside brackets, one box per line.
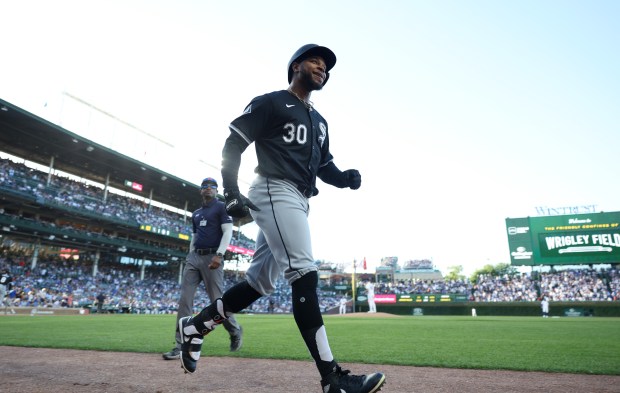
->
[162, 177, 243, 360]
[365, 280, 377, 313]
[541, 296, 550, 318]
[177, 44, 386, 393]
[339, 296, 348, 315]
[1, 267, 13, 314]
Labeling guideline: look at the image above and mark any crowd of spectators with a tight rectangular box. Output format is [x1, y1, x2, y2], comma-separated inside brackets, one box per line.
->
[0, 251, 343, 314]
[2, 158, 619, 314]
[538, 269, 613, 301]
[1, 158, 189, 233]
[0, 157, 254, 249]
[609, 269, 620, 301]
[370, 269, 618, 302]
[1, 249, 618, 317]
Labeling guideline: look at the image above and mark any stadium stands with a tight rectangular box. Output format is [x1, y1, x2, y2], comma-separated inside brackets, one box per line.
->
[1, 99, 617, 317]
[2, 248, 617, 316]
[0, 157, 254, 256]
[1, 155, 618, 315]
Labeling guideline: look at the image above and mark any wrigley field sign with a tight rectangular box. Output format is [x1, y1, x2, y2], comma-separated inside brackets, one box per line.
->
[506, 211, 620, 266]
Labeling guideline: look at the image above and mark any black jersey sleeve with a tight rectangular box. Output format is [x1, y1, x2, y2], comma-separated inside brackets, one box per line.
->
[317, 161, 347, 188]
[222, 132, 250, 190]
[222, 94, 273, 189]
[229, 94, 273, 143]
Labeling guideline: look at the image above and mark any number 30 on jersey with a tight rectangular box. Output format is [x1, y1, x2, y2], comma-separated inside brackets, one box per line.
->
[283, 123, 307, 144]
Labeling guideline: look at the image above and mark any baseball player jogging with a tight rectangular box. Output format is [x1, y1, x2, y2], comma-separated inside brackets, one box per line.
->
[162, 177, 243, 360]
[177, 44, 386, 393]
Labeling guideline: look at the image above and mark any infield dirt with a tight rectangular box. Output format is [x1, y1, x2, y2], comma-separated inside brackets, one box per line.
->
[1, 345, 619, 393]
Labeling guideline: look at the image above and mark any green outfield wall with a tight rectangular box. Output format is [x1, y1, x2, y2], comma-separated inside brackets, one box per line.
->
[351, 300, 620, 317]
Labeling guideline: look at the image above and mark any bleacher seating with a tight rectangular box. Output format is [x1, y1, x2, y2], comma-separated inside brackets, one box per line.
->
[1, 158, 618, 314]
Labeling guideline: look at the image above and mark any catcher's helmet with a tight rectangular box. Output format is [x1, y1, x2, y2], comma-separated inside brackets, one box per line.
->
[287, 44, 336, 85]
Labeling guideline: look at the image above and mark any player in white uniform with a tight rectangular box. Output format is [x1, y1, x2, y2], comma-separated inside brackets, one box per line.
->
[365, 281, 377, 313]
[541, 297, 550, 317]
[339, 296, 348, 315]
[176, 44, 386, 393]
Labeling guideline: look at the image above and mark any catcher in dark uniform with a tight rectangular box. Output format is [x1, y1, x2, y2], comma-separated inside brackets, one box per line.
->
[177, 44, 386, 393]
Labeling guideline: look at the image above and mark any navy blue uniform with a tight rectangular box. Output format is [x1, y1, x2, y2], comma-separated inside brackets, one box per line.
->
[166, 180, 241, 358]
[191, 199, 232, 250]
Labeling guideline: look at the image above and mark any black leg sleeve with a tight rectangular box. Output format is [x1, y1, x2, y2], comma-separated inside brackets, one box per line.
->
[222, 280, 262, 313]
[291, 271, 337, 378]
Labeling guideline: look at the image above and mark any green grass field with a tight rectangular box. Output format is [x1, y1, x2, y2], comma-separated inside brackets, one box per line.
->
[1, 313, 618, 375]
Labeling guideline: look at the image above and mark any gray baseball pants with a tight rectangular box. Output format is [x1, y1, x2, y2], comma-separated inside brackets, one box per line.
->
[173, 251, 240, 349]
[246, 176, 318, 296]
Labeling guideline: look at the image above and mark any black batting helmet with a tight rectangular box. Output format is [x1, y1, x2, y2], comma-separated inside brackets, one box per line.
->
[287, 44, 337, 85]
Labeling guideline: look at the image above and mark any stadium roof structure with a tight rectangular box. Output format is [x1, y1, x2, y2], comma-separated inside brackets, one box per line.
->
[0, 97, 202, 209]
[0, 97, 252, 226]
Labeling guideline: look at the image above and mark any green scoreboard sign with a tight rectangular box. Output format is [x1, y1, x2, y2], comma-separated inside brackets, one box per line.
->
[506, 211, 620, 266]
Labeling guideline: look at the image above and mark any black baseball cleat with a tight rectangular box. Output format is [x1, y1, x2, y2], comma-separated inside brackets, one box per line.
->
[178, 316, 204, 374]
[229, 326, 243, 352]
[320, 366, 386, 393]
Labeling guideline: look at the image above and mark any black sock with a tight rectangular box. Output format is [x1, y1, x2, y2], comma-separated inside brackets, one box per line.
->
[291, 271, 337, 378]
[222, 280, 262, 313]
[193, 281, 261, 330]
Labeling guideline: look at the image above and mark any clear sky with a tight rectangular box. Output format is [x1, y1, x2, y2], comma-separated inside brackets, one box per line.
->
[2, 1, 619, 275]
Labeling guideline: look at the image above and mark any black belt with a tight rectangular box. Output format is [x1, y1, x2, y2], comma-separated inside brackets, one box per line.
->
[195, 248, 218, 255]
[259, 173, 315, 198]
[296, 184, 315, 198]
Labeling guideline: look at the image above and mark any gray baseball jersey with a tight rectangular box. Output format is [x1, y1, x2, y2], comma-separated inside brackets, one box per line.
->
[226, 90, 336, 294]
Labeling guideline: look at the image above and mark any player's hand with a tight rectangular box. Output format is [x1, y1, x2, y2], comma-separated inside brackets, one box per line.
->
[344, 169, 361, 190]
[208, 255, 222, 270]
[224, 188, 260, 218]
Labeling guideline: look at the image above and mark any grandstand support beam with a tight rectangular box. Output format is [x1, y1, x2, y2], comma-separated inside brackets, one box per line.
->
[31, 242, 40, 270]
[352, 259, 357, 313]
[93, 250, 100, 277]
[47, 156, 54, 186]
[178, 261, 184, 285]
[148, 189, 154, 210]
[103, 174, 110, 202]
[140, 258, 146, 281]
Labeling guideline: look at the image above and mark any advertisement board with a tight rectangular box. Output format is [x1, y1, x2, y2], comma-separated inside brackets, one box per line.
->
[506, 211, 620, 266]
